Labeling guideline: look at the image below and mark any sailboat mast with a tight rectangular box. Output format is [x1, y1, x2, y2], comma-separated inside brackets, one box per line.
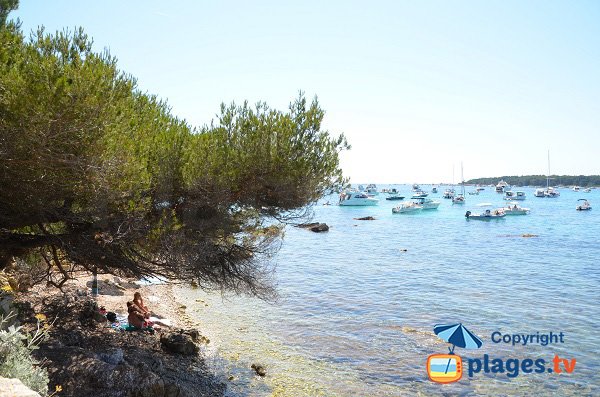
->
[547, 149, 550, 189]
[461, 162, 465, 195]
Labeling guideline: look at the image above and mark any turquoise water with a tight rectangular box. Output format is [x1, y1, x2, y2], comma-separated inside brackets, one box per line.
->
[179, 186, 600, 396]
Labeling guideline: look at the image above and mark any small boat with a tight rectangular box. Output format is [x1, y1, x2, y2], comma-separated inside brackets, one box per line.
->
[339, 192, 379, 206]
[431, 187, 438, 193]
[465, 209, 506, 220]
[468, 191, 479, 195]
[576, 199, 592, 211]
[453, 163, 466, 204]
[495, 180, 509, 193]
[387, 188, 400, 195]
[452, 194, 465, 204]
[412, 183, 421, 191]
[443, 189, 455, 199]
[534, 188, 545, 197]
[504, 191, 526, 200]
[572, 186, 580, 192]
[411, 190, 429, 199]
[385, 195, 405, 201]
[476, 187, 485, 191]
[413, 197, 440, 209]
[365, 184, 379, 196]
[392, 201, 422, 213]
[583, 188, 592, 193]
[544, 187, 560, 197]
[503, 202, 530, 215]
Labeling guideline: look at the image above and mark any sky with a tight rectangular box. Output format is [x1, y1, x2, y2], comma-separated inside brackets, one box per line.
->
[12, 1, 600, 183]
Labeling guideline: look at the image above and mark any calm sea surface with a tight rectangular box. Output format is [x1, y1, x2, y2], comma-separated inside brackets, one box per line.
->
[177, 185, 600, 396]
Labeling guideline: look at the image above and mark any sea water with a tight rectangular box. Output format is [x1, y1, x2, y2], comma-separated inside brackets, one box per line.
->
[177, 186, 600, 396]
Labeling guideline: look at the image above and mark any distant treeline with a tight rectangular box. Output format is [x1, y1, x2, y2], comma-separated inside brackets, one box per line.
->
[465, 175, 600, 187]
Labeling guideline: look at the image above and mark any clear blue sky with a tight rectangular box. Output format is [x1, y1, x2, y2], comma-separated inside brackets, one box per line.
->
[13, 1, 600, 183]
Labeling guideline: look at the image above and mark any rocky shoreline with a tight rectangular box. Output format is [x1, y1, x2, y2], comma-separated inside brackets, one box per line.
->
[14, 275, 226, 397]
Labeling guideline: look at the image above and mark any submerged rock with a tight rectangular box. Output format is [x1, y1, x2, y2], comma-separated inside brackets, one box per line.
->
[296, 222, 329, 232]
[521, 234, 538, 238]
[354, 216, 375, 220]
[160, 332, 199, 356]
[310, 223, 329, 232]
[251, 363, 266, 377]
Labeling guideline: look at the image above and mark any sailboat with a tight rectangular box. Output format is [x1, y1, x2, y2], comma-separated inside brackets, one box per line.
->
[543, 150, 560, 198]
[452, 162, 466, 204]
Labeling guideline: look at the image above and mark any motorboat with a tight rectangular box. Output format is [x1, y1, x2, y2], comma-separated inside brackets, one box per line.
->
[495, 180, 509, 193]
[534, 188, 545, 197]
[468, 191, 479, 195]
[576, 199, 592, 211]
[476, 187, 485, 191]
[412, 184, 420, 191]
[413, 197, 440, 210]
[502, 202, 530, 215]
[339, 192, 379, 206]
[583, 188, 592, 193]
[387, 188, 400, 195]
[432, 187, 438, 193]
[366, 184, 379, 196]
[411, 190, 429, 199]
[572, 186, 580, 192]
[465, 209, 506, 220]
[443, 188, 455, 199]
[544, 187, 560, 197]
[392, 201, 422, 213]
[504, 191, 526, 200]
[386, 194, 405, 201]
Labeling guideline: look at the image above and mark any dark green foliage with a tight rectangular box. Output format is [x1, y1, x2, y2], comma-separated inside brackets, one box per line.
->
[0, 18, 348, 297]
[466, 175, 600, 187]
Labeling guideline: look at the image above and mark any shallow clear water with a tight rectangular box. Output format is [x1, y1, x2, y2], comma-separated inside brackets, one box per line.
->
[178, 186, 600, 396]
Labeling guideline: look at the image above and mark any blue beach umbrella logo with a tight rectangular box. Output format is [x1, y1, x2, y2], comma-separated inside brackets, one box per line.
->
[434, 323, 483, 353]
[427, 323, 483, 383]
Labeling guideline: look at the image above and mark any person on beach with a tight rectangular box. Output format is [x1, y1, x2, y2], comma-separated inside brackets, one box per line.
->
[133, 292, 150, 318]
[127, 301, 146, 328]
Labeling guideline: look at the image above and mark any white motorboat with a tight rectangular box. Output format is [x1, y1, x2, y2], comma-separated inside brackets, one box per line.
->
[495, 180, 509, 193]
[583, 188, 592, 193]
[413, 197, 440, 210]
[503, 202, 530, 215]
[534, 188, 545, 197]
[572, 186, 580, 192]
[365, 184, 379, 196]
[339, 192, 379, 206]
[411, 190, 429, 199]
[431, 187, 438, 193]
[386, 194, 405, 201]
[576, 199, 592, 211]
[443, 188, 455, 199]
[392, 201, 422, 213]
[504, 191, 526, 200]
[412, 184, 420, 191]
[465, 209, 506, 220]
